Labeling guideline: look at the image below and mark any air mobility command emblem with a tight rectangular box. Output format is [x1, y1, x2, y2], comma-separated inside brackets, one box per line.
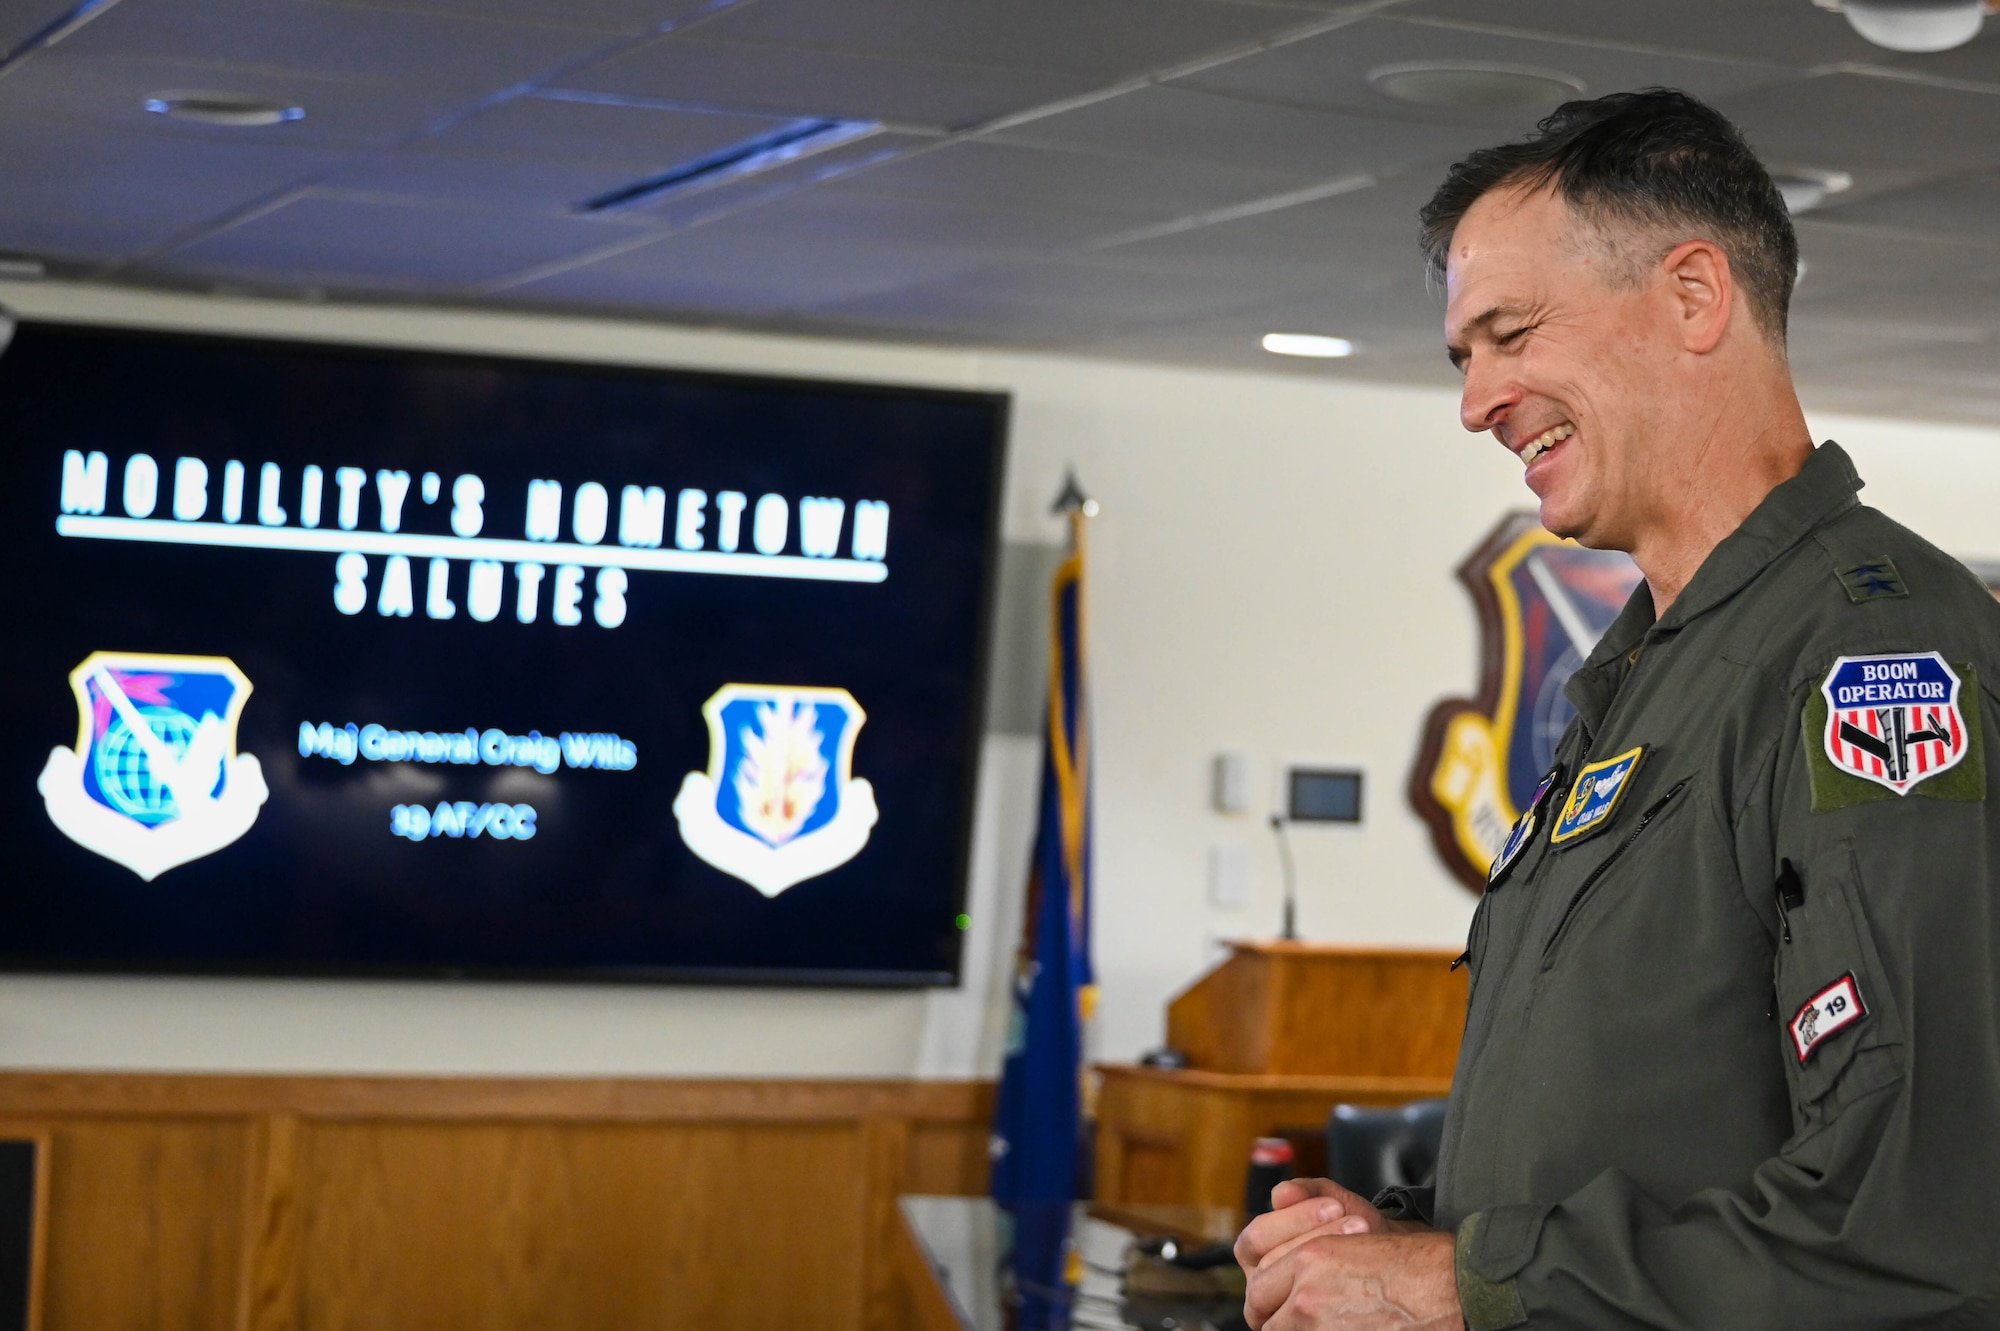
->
[38, 651, 269, 880]
[1412, 513, 1642, 891]
[673, 684, 878, 897]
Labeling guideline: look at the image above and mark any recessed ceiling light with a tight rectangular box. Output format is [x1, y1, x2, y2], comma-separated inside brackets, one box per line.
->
[1771, 168, 1854, 215]
[1262, 333, 1356, 359]
[1367, 62, 1585, 112]
[144, 92, 304, 126]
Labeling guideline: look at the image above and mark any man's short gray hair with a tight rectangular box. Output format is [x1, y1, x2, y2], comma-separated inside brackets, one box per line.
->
[1419, 88, 1799, 342]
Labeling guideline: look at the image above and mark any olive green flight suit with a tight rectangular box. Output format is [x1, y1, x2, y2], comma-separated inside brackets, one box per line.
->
[1395, 443, 2000, 1328]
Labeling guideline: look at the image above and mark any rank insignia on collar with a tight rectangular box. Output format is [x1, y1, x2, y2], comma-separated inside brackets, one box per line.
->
[1819, 652, 1968, 795]
[1550, 746, 1644, 845]
[1488, 765, 1560, 887]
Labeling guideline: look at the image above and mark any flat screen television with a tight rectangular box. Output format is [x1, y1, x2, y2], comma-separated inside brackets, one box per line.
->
[0, 321, 1008, 985]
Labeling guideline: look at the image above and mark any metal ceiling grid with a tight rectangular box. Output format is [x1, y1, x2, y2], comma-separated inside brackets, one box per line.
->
[0, 0, 1993, 421]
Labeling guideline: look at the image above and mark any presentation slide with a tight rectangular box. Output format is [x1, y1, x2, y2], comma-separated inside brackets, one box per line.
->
[0, 322, 1007, 984]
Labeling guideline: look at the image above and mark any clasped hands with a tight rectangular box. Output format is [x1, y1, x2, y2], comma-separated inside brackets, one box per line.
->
[1232, 1178, 1464, 1331]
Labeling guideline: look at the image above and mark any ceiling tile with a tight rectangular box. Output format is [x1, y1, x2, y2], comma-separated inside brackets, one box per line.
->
[502, 225, 999, 313]
[692, 187, 1129, 256]
[1716, 71, 2000, 175]
[1812, 172, 2000, 246]
[1084, 171, 1439, 282]
[1175, 15, 1793, 129]
[419, 93, 799, 169]
[558, 34, 1096, 130]
[690, 0, 1335, 79]
[319, 0, 724, 36]
[0, 208, 170, 266]
[314, 149, 664, 214]
[825, 139, 1311, 223]
[53, 0, 612, 89]
[1390, 0, 1887, 68]
[986, 84, 1480, 179]
[149, 192, 639, 288]
[0, 116, 349, 247]
[0, 50, 478, 150]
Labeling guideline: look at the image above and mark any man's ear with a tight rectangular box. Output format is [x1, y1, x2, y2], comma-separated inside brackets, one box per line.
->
[1662, 239, 1733, 355]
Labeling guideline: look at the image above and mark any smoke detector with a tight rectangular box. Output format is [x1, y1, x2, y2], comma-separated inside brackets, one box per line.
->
[1814, 0, 1993, 52]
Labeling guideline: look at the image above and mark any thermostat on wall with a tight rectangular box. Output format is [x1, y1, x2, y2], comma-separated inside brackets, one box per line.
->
[1286, 768, 1363, 823]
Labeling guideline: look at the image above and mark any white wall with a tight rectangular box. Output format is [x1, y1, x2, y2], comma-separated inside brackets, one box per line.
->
[3, 280, 1996, 1076]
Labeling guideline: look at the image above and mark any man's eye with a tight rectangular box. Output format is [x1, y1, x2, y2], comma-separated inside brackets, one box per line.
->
[1496, 327, 1528, 347]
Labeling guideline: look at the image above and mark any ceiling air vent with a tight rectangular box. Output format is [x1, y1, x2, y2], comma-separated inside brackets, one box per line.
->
[580, 118, 878, 215]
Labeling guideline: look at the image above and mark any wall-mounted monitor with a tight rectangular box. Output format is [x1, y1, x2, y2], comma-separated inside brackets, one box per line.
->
[0, 322, 1008, 985]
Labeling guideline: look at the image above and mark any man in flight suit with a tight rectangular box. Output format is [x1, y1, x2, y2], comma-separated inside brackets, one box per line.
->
[1235, 88, 2000, 1329]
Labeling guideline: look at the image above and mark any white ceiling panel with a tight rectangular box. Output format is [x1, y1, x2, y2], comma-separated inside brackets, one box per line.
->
[689, 0, 1337, 80]
[0, 116, 348, 246]
[505, 225, 1000, 312]
[319, 0, 726, 37]
[1816, 173, 2000, 246]
[986, 84, 1483, 179]
[1175, 16, 1794, 126]
[0, 50, 477, 150]
[0, 207, 175, 265]
[156, 191, 642, 288]
[1391, 0, 1891, 68]
[557, 34, 1095, 130]
[313, 150, 665, 214]
[820, 139, 1311, 223]
[416, 93, 799, 170]
[55, 0, 614, 89]
[1716, 72, 2000, 175]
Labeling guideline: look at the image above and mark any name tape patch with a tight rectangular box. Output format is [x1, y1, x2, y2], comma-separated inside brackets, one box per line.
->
[1790, 973, 1867, 1064]
[1488, 766, 1560, 886]
[1551, 746, 1644, 845]
[1821, 652, 1967, 795]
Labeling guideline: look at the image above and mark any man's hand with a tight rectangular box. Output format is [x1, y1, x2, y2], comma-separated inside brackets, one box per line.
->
[1244, 1229, 1461, 1331]
[1234, 1178, 1398, 1277]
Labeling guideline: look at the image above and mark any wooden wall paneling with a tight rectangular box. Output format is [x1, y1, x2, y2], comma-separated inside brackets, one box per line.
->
[0, 1075, 996, 1331]
[32, 1117, 250, 1331]
[860, 1117, 912, 1331]
[0, 1129, 54, 1331]
[235, 1113, 302, 1331]
[300, 1118, 874, 1331]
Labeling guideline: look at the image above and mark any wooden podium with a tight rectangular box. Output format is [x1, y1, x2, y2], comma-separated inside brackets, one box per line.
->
[1094, 943, 1466, 1208]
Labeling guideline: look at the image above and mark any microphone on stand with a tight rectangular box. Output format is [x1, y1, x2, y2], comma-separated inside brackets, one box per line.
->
[1270, 813, 1299, 941]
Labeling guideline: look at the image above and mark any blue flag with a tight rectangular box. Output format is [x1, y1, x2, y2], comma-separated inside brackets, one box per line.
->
[991, 509, 1095, 1214]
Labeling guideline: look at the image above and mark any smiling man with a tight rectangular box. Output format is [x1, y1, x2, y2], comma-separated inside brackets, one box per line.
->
[1235, 89, 2000, 1330]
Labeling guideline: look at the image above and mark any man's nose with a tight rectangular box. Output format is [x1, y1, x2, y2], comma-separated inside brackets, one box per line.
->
[1459, 355, 1519, 436]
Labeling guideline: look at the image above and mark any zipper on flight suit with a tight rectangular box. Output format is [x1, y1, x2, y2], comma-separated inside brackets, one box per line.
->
[1538, 780, 1689, 967]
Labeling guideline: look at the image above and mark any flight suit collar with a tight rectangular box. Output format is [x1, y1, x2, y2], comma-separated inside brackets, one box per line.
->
[1563, 442, 1864, 736]
[1654, 440, 1863, 633]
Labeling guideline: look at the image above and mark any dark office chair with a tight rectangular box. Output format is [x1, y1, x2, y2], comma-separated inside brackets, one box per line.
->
[1325, 1099, 1448, 1202]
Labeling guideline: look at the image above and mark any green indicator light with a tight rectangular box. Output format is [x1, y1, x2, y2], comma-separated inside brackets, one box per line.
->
[955, 913, 971, 931]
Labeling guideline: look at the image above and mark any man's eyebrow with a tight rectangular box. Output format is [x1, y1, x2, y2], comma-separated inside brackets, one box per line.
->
[1444, 304, 1530, 371]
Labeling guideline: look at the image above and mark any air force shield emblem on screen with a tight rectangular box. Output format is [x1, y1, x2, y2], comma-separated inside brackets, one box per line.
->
[38, 652, 269, 880]
[673, 684, 878, 897]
